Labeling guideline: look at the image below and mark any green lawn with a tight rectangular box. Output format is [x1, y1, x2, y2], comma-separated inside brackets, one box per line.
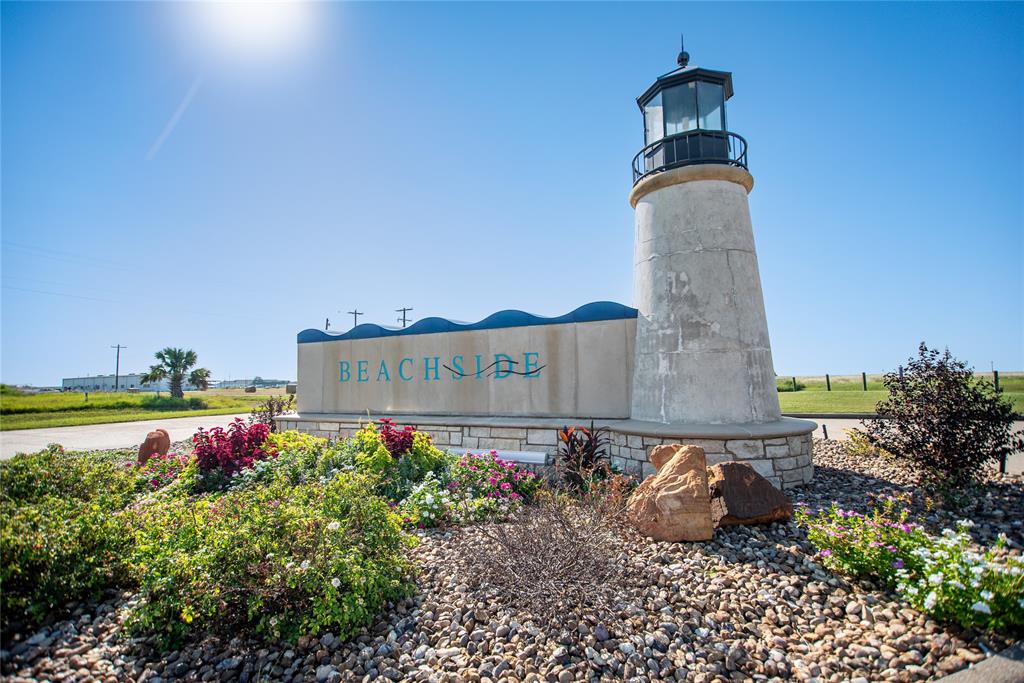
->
[0, 388, 287, 430]
[777, 373, 1024, 415]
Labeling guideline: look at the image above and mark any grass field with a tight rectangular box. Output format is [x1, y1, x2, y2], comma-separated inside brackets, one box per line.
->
[0, 387, 288, 430]
[776, 373, 1024, 415]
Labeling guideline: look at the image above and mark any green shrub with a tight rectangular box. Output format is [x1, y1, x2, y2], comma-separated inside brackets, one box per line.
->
[350, 423, 452, 500]
[776, 377, 806, 392]
[0, 445, 138, 623]
[139, 395, 208, 411]
[797, 498, 1024, 632]
[399, 472, 453, 528]
[126, 472, 414, 646]
[232, 433, 358, 489]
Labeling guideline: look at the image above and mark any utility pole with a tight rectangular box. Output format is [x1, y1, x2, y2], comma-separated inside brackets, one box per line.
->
[396, 307, 413, 328]
[110, 344, 126, 391]
[325, 317, 330, 330]
[344, 309, 363, 327]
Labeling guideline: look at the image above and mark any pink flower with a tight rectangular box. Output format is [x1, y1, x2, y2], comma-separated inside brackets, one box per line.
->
[820, 549, 832, 558]
[500, 482, 511, 491]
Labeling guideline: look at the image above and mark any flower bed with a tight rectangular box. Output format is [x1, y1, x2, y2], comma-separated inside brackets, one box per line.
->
[798, 499, 1024, 631]
[0, 420, 541, 647]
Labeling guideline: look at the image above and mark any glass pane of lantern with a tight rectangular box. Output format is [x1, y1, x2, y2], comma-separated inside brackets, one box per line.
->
[664, 83, 697, 136]
[697, 82, 725, 130]
[643, 92, 663, 146]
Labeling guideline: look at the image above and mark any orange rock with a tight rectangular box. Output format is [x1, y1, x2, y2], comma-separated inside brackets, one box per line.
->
[627, 444, 714, 542]
[138, 428, 170, 465]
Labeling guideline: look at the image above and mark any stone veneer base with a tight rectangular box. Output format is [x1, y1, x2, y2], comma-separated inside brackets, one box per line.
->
[274, 413, 816, 491]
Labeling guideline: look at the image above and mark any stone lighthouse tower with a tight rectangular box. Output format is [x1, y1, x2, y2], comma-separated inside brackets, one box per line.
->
[629, 47, 783, 426]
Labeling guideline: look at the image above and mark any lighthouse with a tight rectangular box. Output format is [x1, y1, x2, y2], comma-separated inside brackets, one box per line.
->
[629, 46, 783, 426]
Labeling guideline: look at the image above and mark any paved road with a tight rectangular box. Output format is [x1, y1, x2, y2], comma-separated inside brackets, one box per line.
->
[807, 417, 1024, 476]
[0, 413, 249, 459]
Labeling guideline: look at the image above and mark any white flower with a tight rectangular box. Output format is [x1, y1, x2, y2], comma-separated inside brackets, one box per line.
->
[971, 565, 985, 576]
[948, 581, 965, 590]
[957, 519, 976, 529]
[971, 601, 992, 615]
[1018, 598, 1024, 609]
[980, 590, 994, 601]
[331, 577, 341, 588]
[928, 572, 943, 585]
[270, 617, 278, 626]
[941, 528, 956, 538]
[424, 495, 434, 505]
[286, 561, 295, 570]
[327, 521, 340, 531]
[300, 560, 311, 570]
[924, 592, 938, 610]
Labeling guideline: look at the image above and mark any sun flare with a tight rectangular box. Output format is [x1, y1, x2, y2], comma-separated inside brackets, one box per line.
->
[192, 0, 317, 65]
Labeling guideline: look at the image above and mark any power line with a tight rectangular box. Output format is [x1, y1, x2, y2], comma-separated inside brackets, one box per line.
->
[396, 307, 413, 327]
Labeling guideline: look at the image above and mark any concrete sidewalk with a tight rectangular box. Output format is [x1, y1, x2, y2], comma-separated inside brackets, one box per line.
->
[805, 417, 1024, 476]
[0, 413, 249, 459]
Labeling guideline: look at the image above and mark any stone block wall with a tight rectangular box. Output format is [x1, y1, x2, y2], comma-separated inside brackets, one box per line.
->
[275, 416, 815, 491]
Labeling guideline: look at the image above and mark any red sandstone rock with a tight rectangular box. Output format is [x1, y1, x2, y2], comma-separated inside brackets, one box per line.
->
[707, 461, 793, 527]
[137, 428, 170, 465]
[627, 444, 714, 542]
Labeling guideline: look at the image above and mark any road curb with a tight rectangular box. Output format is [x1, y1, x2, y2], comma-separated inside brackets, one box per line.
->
[782, 413, 878, 419]
[939, 642, 1024, 683]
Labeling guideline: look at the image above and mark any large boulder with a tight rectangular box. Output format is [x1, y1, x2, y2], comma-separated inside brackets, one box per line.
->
[627, 444, 714, 542]
[137, 428, 170, 465]
[708, 461, 793, 527]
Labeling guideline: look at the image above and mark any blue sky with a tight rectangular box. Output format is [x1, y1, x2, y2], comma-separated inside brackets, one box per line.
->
[2, 1, 1021, 386]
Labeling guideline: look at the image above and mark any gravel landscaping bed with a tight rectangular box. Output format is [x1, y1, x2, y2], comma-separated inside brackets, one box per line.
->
[3, 440, 1020, 683]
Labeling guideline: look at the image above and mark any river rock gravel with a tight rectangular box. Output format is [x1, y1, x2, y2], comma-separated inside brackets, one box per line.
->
[2, 440, 1020, 683]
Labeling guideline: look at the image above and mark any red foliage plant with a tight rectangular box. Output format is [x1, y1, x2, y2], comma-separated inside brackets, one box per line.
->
[378, 418, 416, 456]
[192, 418, 271, 476]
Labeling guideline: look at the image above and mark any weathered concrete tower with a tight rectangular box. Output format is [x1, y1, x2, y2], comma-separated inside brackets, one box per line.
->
[629, 47, 782, 426]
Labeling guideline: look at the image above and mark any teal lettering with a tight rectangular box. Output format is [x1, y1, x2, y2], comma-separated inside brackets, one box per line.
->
[474, 354, 483, 379]
[377, 360, 391, 382]
[494, 353, 513, 379]
[339, 361, 351, 382]
[357, 360, 368, 382]
[524, 351, 540, 378]
[451, 355, 464, 381]
[424, 356, 440, 381]
[398, 358, 413, 381]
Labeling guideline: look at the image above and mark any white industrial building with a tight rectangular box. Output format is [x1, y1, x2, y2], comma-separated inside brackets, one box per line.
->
[60, 373, 200, 392]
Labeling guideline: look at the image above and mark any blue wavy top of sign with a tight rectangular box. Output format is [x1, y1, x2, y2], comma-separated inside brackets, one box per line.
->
[297, 301, 638, 344]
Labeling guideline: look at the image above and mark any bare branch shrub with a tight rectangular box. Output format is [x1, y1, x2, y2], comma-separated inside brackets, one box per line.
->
[455, 489, 628, 622]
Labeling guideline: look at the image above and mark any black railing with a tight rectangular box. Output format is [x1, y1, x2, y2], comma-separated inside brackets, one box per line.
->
[632, 130, 748, 184]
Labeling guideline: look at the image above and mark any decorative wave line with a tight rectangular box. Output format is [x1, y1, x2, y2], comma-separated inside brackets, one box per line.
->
[297, 301, 638, 344]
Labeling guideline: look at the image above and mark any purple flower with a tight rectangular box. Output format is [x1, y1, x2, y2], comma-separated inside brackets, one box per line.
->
[820, 549, 833, 558]
[892, 559, 904, 569]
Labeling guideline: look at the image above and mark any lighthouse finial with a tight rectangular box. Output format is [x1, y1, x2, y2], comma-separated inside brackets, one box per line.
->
[677, 34, 689, 68]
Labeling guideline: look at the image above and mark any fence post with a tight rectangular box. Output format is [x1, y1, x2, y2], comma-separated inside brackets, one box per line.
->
[862, 372, 868, 391]
[822, 424, 829, 440]
[994, 370, 1000, 392]
[792, 376, 798, 392]
[825, 374, 831, 391]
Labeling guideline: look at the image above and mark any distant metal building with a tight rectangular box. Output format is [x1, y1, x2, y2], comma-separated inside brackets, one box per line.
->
[60, 373, 200, 392]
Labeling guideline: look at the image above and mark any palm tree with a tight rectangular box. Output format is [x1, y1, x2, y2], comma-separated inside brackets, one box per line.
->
[141, 348, 211, 399]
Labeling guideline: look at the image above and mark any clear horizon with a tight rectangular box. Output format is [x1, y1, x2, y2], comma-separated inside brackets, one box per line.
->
[2, 1, 1022, 386]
